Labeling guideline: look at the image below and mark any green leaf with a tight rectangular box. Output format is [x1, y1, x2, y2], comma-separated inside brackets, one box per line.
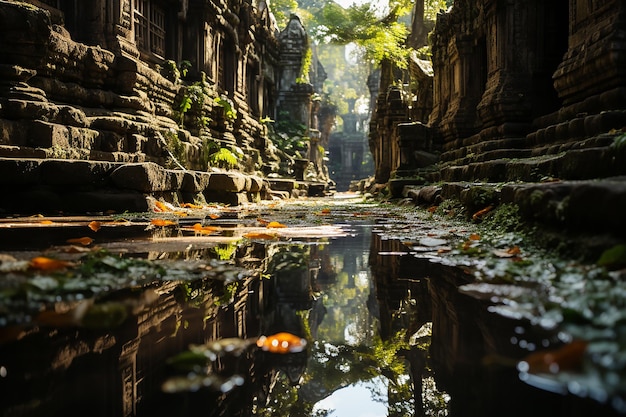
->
[597, 244, 626, 269]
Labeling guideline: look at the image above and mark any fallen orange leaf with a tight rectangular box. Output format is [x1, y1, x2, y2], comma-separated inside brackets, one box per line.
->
[40, 220, 54, 225]
[469, 233, 481, 241]
[30, 256, 73, 271]
[257, 218, 270, 225]
[267, 221, 287, 228]
[521, 340, 587, 374]
[180, 203, 203, 209]
[208, 213, 221, 219]
[154, 201, 170, 212]
[150, 219, 176, 227]
[88, 221, 101, 232]
[321, 208, 331, 214]
[66, 237, 94, 246]
[472, 205, 494, 221]
[427, 206, 438, 213]
[243, 232, 278, 240]
[256, 332, 307, 354]
[183, 223, 219, 235]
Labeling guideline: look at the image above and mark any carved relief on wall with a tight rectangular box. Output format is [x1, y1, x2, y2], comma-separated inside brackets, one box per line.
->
[121, 0, 132, 30]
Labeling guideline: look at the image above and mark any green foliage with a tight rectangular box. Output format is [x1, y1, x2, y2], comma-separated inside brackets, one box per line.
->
[209, 147, 240, 169]
[269, 0, 298, 28]
[215, 94, 238, 120]
[269, 113, 309, 158]
[163, 60, 193, 83]
[212, 244, 238, 261]
[613, 133, 626, 150]
[296, 47, 313, 84]
[163, 129, 187, 169]
[597, 244, 626, 269]
[313, 0, 412, 67]
[176, 73, 212, 130]
[424, 0, 451, 20]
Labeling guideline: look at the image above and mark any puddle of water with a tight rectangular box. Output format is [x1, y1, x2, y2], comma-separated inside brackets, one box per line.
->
[0, 201, 623, 417]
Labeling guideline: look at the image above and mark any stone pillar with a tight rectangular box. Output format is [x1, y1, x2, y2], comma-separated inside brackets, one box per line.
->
[475, 0, 533, 137]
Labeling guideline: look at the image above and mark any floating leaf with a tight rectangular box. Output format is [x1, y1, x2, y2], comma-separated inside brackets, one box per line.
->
[180, 203, 204, 209]
[150, 219, 176, 227]
[154, 200, 170, 212]
[267, 221, 287, 229]
[29, 256, 73, 271]
[62, 245, 93, 254]
[88, 221, 101, 232]
[493, 246, 521, 258]
[243, 232, 278, 240]
[66, 236, 94, 246]
[256, 332, 307, 354]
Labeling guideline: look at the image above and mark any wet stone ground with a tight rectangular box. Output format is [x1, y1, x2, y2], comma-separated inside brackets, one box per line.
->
[0, 194, 625, 417]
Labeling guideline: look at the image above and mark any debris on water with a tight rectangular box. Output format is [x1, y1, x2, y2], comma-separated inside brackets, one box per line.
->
[256, 332, 308, 354]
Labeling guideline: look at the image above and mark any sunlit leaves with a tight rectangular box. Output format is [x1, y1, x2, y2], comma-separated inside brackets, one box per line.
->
[66, 237, 94, 246]
[88, 221, 101, 232]
[313, 1, 411, 67]
[29, 256, 73, 271]
[267, 221, 287, 228]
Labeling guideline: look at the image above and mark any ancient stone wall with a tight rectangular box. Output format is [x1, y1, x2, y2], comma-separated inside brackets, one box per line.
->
[370, 0, 626, 189]
[0, 1, 329, 213]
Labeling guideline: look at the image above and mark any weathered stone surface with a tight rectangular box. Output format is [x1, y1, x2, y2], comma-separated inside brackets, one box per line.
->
[204, 190, 249, 206]
[207, 172, 247, 192]
[268, 178, 295, 192]
[109, 162, 172, 192]
[40, 159, 113, 186]
[0, 157, 42, 185]
[247, 175, 264, 192]
[180, 171, 211, 193]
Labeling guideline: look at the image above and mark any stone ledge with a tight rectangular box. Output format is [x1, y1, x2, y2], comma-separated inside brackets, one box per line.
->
[0, 158, 292, 215]
[401, 177, 626, 238]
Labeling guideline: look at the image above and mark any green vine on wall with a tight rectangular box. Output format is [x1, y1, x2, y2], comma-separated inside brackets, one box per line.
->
[296, 47, 312, 84]
[215, 95, 238, 121]
[175, 72, 212, 130]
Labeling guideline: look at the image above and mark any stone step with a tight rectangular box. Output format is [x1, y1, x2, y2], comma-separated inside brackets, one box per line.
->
[0, 158, 281, 214]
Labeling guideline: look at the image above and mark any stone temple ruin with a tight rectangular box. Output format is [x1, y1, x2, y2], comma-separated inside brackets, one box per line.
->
[0, 0, 330, 213]
[369, 0, 626, 238]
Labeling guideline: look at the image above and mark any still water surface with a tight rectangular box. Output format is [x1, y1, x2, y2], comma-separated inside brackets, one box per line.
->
[0, 207, 622, 417]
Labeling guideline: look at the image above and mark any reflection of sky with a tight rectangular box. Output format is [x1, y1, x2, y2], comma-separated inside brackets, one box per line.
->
[313, 377, 388, 417]
[311, 228, 388, 416]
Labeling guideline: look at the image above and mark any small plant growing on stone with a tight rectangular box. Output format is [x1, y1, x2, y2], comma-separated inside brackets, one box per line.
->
[163, 60, 192, 83]
[176, 73, 212, 130]
[209, 147, 241, 169]
[215, 95, 237, 121]
[163, 130, 187, 170]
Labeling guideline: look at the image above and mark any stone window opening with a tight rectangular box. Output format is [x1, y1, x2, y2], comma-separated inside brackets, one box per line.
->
[134, 0, 167, 59]
[218, 36, 237, 97]
[247, 62, 261, 117]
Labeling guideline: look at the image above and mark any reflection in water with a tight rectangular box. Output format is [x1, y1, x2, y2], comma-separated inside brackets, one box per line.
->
[5, 217, 616, 417]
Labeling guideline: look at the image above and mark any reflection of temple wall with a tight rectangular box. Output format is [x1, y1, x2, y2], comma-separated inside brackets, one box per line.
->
[0, 274, 267, 416]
